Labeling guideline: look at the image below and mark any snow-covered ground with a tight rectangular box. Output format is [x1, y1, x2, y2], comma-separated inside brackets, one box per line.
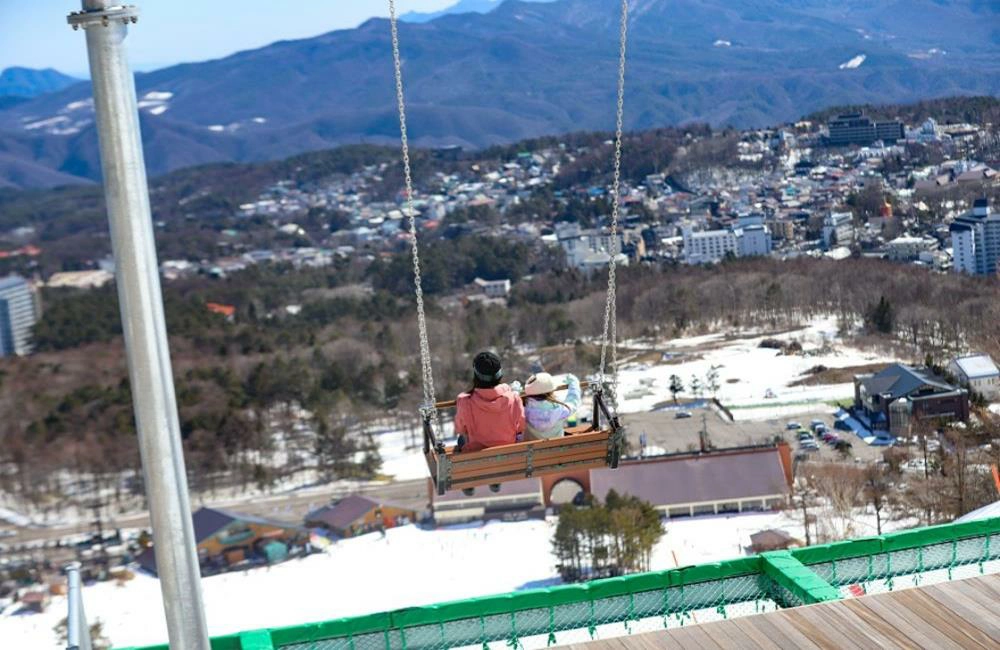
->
[2, 505, 923, 649]
[615, 316, 893, 421]
[0, 317, 917, 646]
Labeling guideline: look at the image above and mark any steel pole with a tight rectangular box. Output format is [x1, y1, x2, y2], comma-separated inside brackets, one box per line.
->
[67, 3, 210, 648]
[65, 562, 92, 650]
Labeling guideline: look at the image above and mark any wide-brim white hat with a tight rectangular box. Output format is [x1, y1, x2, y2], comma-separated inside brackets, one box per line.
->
[524, 372, 558, 396]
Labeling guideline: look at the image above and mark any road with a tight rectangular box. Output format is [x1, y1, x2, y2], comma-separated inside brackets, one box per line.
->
[0, 478, 430, 549]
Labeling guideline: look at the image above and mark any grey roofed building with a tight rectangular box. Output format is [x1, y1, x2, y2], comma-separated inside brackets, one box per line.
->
[306, 495, 382, 531]
[859, 364, 953, 398]
[305, 495, 417, 536]
[192, 507, 306, 540]
[854, 363, 969, 435]
[137, 507, 306, 574]
[590, 446, 792, 518]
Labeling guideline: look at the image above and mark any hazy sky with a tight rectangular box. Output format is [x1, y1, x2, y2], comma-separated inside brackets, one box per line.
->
[0, 1, 456, 77]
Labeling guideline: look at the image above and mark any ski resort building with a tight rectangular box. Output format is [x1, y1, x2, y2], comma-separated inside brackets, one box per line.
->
[305, 495, 417, 537]
[429, 478, 545, 525]
[589, 445, 793, 518]
[137, 507, 308, 576]
[853, 364, 969, 436]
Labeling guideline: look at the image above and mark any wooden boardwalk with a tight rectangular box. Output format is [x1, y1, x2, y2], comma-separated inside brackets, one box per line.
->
[564, 574, 1000, 649]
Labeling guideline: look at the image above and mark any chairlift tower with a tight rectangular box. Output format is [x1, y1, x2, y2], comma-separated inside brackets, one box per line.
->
[66, 2, 209, 648]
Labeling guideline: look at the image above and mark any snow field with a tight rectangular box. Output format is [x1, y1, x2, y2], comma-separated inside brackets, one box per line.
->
[615, 316, 892, 420]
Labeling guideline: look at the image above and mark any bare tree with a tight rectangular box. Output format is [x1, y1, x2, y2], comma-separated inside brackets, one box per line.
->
[863, 463, 892, 535]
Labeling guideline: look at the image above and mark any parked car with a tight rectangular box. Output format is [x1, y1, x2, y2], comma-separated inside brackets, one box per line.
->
[810, 419, 825, 431]
[786, 422, 802, 430]
[814, 424, 828, 435]
[675, 411, 693, 419]
[833, 440, 854, 454]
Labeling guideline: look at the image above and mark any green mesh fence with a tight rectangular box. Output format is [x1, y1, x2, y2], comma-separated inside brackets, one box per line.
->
[119, 516, 1000, 650]
[274, 568, 780, 650]
[804, 530, 1000, 599]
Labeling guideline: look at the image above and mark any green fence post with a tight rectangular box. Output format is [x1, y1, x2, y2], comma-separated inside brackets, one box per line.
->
[760, 551, 840, 606]
[239, 630, 275, 650]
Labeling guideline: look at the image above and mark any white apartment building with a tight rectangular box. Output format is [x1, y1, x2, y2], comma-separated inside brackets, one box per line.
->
[822, 211, 855, 249]
[951, 199, 1000, 276]
[886, 235, 938, 262]
[0, 274, 38, 357]
[683, 228, 737, 264]
[683, 216, 772, 264]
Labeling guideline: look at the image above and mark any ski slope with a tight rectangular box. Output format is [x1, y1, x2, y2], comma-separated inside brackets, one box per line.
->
[2, 503, 920, 649]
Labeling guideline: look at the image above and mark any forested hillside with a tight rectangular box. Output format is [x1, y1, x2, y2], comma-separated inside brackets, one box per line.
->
[2, 254, 998, 516]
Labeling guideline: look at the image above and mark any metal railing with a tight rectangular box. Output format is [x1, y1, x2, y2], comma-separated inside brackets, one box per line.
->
[117, 516, 1000, 650]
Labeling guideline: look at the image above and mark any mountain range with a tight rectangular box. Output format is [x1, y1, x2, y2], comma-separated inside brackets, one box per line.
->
[0, 67, 79, 99]
[0, 0, 997, 189]
[402, 0, 511, 22]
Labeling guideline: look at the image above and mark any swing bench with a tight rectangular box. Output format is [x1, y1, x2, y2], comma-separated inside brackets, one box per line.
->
[423, 383, 624, 495]
[390, 0, 631, 497]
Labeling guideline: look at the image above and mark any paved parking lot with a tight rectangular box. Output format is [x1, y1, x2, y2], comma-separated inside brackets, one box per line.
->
[623, 406, 885, 463]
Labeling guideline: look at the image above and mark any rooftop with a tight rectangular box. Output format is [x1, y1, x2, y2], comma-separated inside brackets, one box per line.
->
[952, 354, 1000, 379]
[859, 363, 956, 399]
[590, 446, 790, 508]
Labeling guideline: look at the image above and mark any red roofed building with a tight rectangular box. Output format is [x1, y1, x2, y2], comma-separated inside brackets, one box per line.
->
[206, 302, 236, 321]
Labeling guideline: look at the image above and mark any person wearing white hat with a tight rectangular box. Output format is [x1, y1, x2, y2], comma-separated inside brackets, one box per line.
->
[523, 371, 582, 440]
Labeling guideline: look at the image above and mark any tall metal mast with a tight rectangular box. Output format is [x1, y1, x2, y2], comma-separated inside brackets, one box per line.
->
[67, 2, 210, 647]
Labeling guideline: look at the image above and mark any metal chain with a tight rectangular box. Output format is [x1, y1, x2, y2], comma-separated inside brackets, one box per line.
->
[389, 0, 438, 415]
[598, 0, 629, 405]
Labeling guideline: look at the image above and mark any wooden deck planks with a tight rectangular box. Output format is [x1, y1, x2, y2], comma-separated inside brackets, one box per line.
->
[561, 574, 1000, 650]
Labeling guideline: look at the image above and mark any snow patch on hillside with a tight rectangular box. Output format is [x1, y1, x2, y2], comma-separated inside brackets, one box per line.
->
[838, 54, 866, 69]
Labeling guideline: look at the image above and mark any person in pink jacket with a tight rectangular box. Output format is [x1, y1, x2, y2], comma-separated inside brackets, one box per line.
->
[454, 351, 525, 453]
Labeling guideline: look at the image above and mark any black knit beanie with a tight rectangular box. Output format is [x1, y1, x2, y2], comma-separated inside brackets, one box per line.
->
[473, 351, 503, 386]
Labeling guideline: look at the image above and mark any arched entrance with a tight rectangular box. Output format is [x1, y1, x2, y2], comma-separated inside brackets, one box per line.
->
[548, 478, 586, 506]
[541, 469, 592, 506]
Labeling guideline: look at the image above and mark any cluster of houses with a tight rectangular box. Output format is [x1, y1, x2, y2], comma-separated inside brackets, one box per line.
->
[1, 109, 995, 350]
[157, 110, 994, 281]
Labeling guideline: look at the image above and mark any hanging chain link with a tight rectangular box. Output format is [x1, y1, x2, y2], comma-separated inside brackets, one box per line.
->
[389, 0, 438, 416]
[598, 0, 629, 406]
